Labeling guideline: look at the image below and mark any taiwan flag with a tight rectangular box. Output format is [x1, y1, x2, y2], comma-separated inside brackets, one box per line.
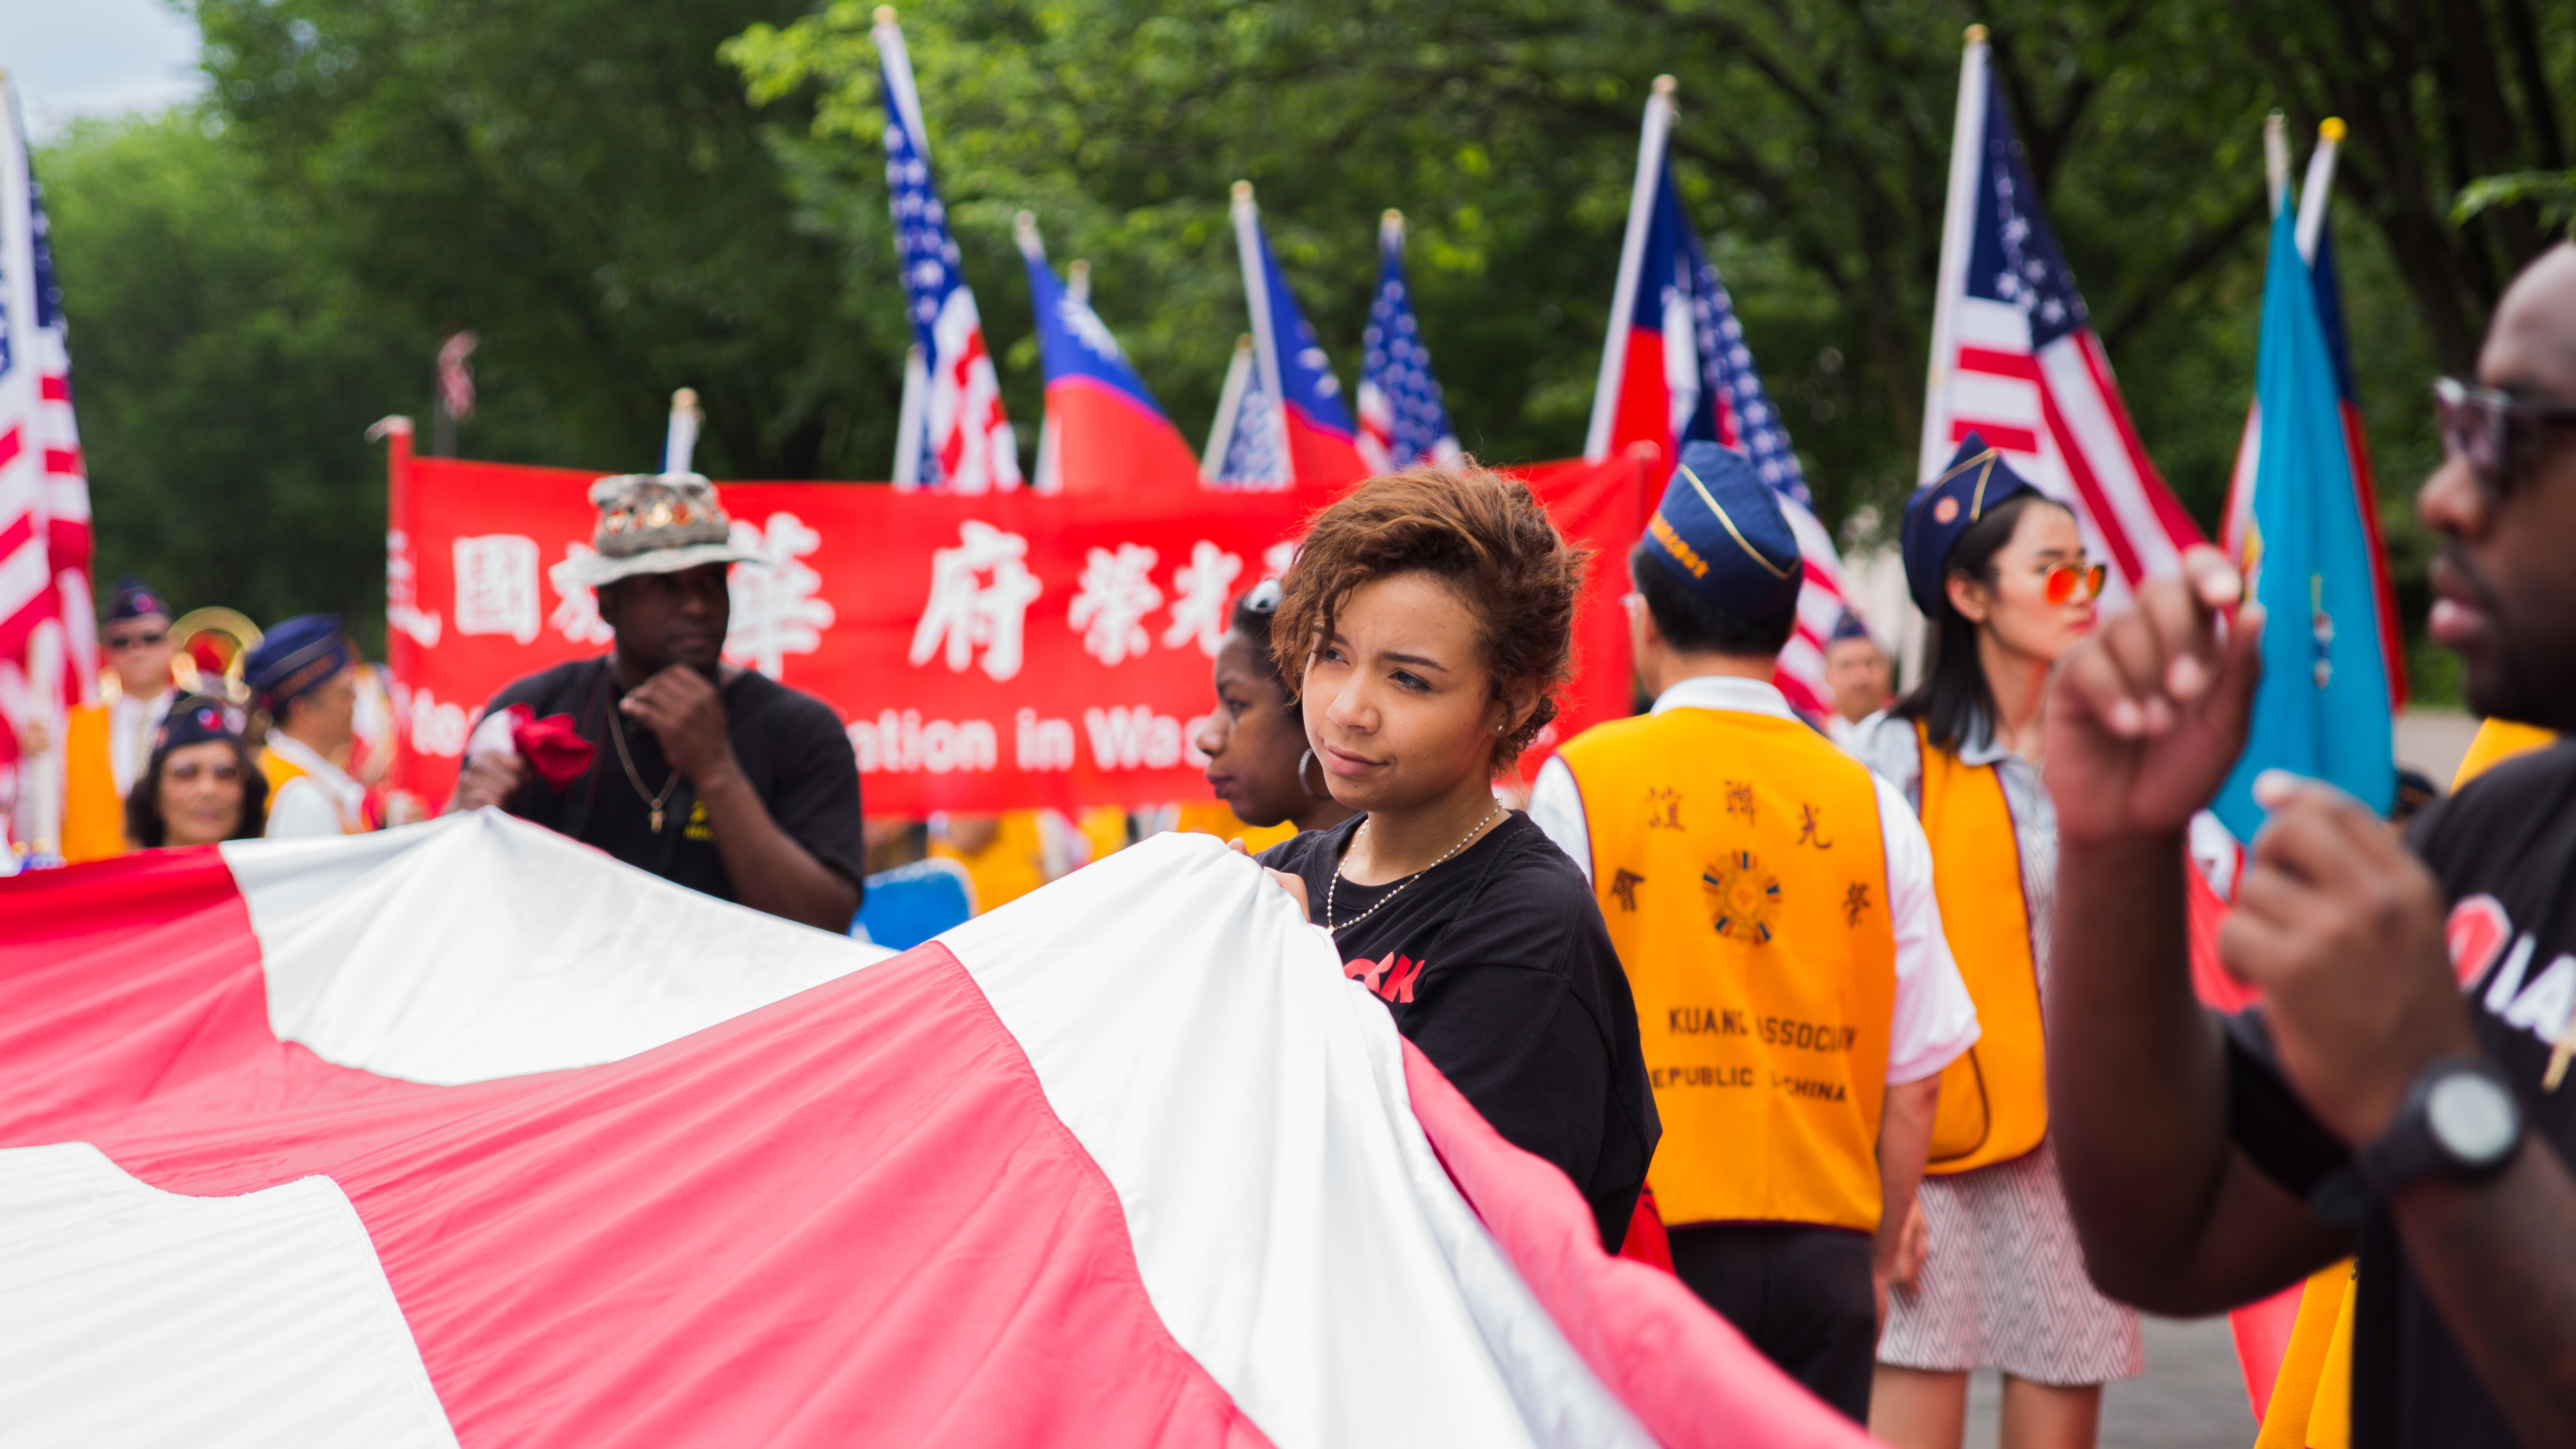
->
[1015, 213, 1201, 498]
[1582, 77, 1853, 718]
[1227, 181, 1368, 490]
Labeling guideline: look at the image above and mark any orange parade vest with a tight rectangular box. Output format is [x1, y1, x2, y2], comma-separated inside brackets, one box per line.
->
[1914, 724, 2048, 1174]
[931, 809, 1051, 913]
[260, 744, 361, 835]
[1560, 707, 1897, 1233]
[61, 703, 127, 863]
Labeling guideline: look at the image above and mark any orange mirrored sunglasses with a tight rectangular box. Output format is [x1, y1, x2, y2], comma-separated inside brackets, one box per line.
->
[2041, 561, 2108, 605]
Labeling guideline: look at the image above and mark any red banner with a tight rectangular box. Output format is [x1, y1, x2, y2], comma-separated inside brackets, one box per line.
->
[385, 433, 1651, 815]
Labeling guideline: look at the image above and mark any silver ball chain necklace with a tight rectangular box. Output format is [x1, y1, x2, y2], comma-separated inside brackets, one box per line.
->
[1324, 801, 1504, 934]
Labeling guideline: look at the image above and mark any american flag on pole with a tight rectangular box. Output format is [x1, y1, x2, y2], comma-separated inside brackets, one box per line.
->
[0, 73, 98, 851]
[1584, 78, 1851, 718]
[877, 11, 1020, 494]
[1919, 29, 2202, 608]
[1219, 182, 1368, 491]
[1357, 211, 1461, 473]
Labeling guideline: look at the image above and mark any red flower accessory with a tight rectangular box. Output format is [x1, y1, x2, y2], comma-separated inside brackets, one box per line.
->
[504, 704, 598, 787]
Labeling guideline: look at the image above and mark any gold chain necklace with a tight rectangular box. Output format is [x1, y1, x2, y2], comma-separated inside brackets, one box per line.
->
[607, 703, 680, 833]
[1325, 802, 1503, 934]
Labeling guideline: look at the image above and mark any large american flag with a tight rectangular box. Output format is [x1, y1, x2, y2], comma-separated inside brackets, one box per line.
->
[1586, 80, 1851, 718]
[1920, 32, 2201, 606]
[1356, 211, 1461, 473]
[876, 13, 1019, 493]
[0, 75, 98, 849]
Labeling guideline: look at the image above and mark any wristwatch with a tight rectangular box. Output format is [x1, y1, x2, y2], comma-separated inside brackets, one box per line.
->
[2310, 1056, 2524, 1225]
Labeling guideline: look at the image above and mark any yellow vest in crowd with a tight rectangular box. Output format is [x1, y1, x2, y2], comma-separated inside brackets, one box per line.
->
[1914, 724, 2049, 1175]
[61, 703, 127, 863]
[1560, 707, 1896, 1233]
[260, 744, 361, 835]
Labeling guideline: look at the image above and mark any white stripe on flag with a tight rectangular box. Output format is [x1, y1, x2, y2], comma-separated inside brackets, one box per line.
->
[945, 833, 1654, 1449]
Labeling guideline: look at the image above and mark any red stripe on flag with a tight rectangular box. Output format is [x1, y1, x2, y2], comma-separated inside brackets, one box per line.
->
[1955, 346, 2041, 382]
[0, 856, 1279, 1449]
[2340, 398, 2407, 708]
[39, 375, 69, 402]
[43, 447, 81, 476]
[0, 423, 22, 472]
[1950, 417, 2039, 455]
[1398, 1038, 1877, 1449]
[2034, 375, 2148, 586]
[2075, 333, 2205, 552]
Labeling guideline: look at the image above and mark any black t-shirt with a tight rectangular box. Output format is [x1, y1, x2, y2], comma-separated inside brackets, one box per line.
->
[2230, 740, 2576, 1448]
[483, 658, 867, 911]
[1262, 812, 1660, 1250]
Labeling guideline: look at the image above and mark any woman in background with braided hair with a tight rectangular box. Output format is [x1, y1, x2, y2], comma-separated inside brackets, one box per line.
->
[1249, 461, 1658, 1251]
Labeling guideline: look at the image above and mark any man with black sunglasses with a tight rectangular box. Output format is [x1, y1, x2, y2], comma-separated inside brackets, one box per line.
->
[2044, 244, 2576, 1446]
[55, 576, 182, 861]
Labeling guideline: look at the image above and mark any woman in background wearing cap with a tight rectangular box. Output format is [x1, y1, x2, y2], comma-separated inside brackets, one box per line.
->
[124, 697, 269, 849]
[1857, 436, 2139, 1448]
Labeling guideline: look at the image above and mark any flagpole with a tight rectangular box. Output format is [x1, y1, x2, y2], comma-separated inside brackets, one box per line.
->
[0, 69, 62, 855]
[1584, 75, 1674, 462]
[2293, 118, 2343, 264]
[1201, 335, 1255, 482]
[662, 388, 702, 475]
[1229, 181, 1292, 482]
[1067, 258, 1089, 306]
[892, 345, 928, 487]
[1920, 27, 1989, 484]
[1016, 212, 1064, 496]
[871, 8, 932, 164]
[2263, 110, 2291, 219]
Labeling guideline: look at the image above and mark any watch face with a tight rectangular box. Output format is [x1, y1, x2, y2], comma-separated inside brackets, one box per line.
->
[2428, 1072, 2520, 1165]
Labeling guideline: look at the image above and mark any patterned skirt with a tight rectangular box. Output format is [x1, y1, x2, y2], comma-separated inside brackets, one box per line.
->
[1876, 1139, 2143, 1386]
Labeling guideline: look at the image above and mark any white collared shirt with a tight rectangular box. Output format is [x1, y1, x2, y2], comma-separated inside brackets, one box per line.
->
[1527, 675, 1980, 1085]
[109, 689, 175, 797]
[263, 732, 368, 838]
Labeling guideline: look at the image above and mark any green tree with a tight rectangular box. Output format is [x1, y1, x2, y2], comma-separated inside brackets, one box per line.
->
[40, 111, 425, 645]
[192, 0, 892, 480]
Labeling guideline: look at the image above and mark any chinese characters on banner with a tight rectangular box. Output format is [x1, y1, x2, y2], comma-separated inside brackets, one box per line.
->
[385, 440, 1652, 815]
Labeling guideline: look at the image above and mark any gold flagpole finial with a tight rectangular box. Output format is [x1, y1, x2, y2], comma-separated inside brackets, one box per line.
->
[1965, 23, 1989, 44]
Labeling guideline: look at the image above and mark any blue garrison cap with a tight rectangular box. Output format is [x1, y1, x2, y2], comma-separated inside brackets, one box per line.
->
[1901, 432, 2040, 618]
[1828, 609, 1875, 647]
[1639, 440, 1804, 622]
[243, 614, 355, 711]
[106, 575, 170, 625]
[154, 695, 247, 755]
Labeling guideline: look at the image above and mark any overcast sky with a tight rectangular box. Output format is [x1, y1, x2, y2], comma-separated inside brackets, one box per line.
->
[0, 0, 203, 143]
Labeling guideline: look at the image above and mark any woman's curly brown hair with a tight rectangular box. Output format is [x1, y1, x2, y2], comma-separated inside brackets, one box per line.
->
[1271, 460, 1592, 772]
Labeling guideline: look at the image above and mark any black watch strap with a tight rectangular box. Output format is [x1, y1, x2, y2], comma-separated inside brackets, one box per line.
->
[2310, 1056, 2522, 1225]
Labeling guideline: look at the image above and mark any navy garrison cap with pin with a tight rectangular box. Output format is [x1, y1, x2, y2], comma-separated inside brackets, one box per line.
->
[1901, 431, 2040, 617]
[106, 575, 170, 624]
[1639, 439, 1804, 622]
[154, 695, 247, 755]
[243, 614, 356, 712]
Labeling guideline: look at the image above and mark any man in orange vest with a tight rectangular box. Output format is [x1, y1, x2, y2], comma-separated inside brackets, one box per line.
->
[58, 577, 183, 861]
[1527, 441, 1980, 1422]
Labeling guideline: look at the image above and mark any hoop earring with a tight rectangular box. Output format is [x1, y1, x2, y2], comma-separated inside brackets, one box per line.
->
[1298, 748, 1332, 802]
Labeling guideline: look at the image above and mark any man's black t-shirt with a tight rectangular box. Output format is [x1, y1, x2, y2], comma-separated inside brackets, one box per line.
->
[483, 658, 867, 910]
[2230, 740, 2576, 1448]
[1262, 812, 1660, 1250]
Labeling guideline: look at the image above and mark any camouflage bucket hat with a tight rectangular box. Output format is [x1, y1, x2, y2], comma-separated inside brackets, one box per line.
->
[555, 473, 766, 586]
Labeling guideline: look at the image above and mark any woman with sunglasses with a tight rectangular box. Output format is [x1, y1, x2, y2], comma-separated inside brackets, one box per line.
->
[123, 696, 269, 850]
[1192, 578, 1357, 848]
[1857, 436, 2138, 1449]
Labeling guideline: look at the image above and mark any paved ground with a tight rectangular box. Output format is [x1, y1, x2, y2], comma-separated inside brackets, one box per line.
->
[1960, 1314, 2255, 1448]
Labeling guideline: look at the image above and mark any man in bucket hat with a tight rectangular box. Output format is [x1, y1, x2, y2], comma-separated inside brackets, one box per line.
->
[449, 473, 864, 931]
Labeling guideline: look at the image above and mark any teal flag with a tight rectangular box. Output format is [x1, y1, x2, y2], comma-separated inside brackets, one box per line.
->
[2213, 205, 2395, 839]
